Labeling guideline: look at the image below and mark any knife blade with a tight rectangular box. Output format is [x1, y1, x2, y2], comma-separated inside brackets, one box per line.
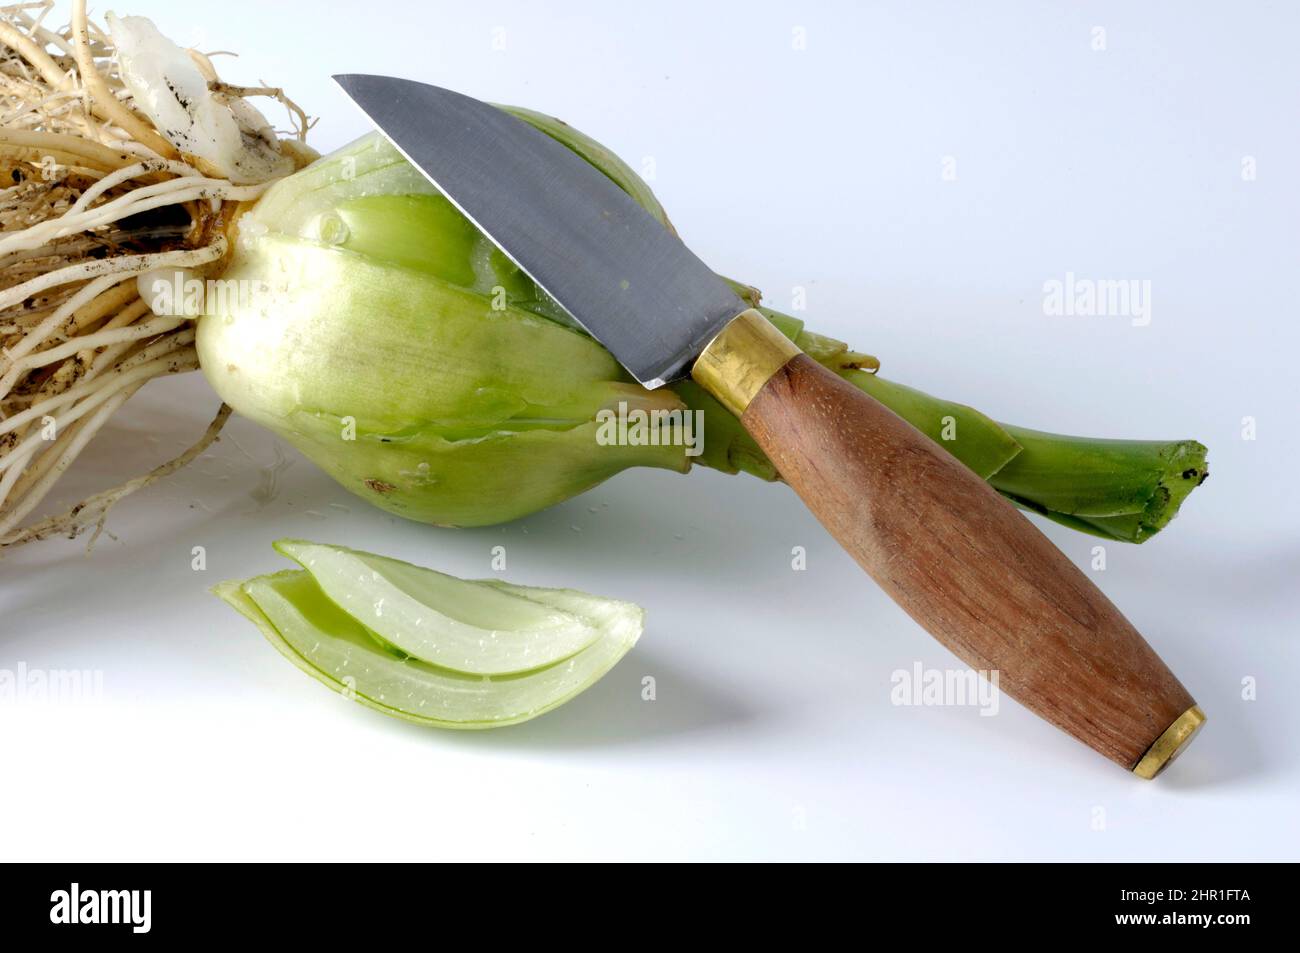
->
[333, 74, 743, 388]
[334, 74, 1205, 777]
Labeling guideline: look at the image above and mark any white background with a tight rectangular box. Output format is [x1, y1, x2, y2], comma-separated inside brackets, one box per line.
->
[2, 0, 1297, 861]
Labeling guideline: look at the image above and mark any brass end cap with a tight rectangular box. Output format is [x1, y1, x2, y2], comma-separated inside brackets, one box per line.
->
[1133, 705, 1206, 780]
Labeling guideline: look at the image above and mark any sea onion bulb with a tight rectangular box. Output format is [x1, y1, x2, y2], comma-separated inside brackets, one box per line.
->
[198, 133, 689, 526]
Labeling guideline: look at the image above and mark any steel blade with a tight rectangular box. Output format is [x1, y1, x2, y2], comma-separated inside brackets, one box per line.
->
[333, 74, 745, 387]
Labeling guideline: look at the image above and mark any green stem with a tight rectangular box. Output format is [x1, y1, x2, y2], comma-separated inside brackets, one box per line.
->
[989, 426, 1207, 542]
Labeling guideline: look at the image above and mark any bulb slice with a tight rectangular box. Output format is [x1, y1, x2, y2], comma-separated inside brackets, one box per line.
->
[212, 550, 643, 729]
[273, 539, 603, 675]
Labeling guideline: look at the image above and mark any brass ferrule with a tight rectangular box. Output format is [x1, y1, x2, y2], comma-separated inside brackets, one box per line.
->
[691, 308, 801, 417]
[1133, 705, 1206, 779]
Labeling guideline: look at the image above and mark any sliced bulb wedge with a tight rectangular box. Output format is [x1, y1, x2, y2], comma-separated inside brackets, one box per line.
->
[274, 539, 602, 674]
[213, 569, 642, 729]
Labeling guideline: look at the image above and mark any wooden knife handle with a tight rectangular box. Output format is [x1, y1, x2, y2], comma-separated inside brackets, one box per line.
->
[692, 310, 1204, 776]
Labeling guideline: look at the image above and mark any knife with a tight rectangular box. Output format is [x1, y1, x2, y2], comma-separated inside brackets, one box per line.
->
[334, 74, 1205, 777]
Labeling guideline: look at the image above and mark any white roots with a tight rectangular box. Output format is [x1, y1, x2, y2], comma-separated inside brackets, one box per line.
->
[1, 1, 310, 546]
